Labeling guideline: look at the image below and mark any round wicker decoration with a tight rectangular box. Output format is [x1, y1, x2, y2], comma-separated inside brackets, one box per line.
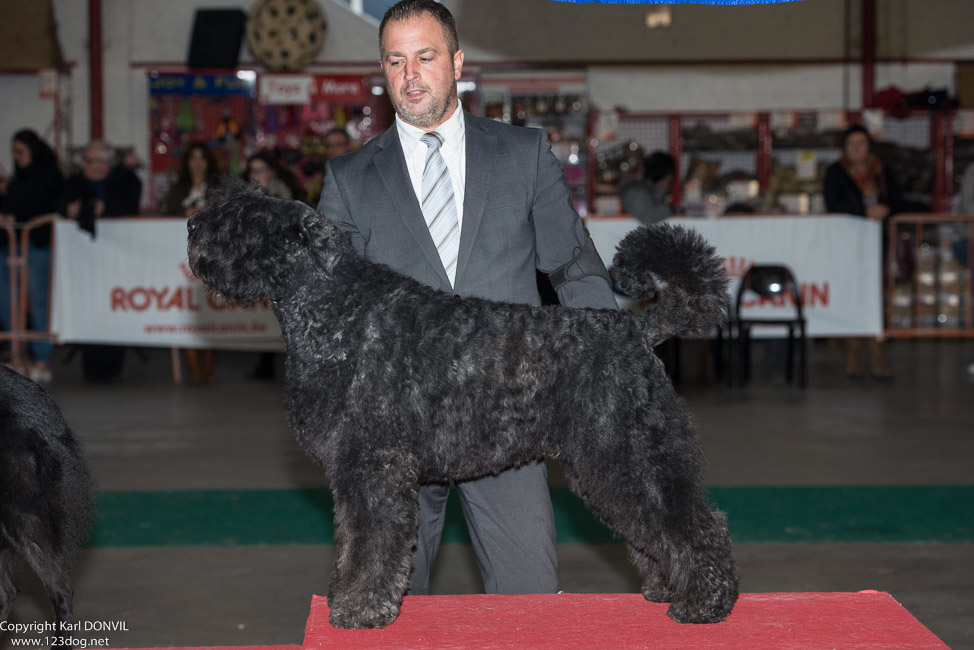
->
[246, 0, 327, 71]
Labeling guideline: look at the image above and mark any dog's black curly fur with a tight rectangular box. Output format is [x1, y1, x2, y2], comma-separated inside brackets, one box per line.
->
[188, 182, 739, 629]
[0, 365, 94, 628]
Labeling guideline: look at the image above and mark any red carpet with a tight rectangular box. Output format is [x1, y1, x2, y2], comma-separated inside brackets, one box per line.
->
[302, 592, 948, 649]
[106, 591, 947, 649]
[105, 647, 299, 650]
[106, 647, 299, 650]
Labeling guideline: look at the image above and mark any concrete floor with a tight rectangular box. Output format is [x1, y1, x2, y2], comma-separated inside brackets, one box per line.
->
[3, 338, 973, 649]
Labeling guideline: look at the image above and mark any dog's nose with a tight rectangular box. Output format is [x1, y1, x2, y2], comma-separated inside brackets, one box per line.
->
[187, 219, 198, 233]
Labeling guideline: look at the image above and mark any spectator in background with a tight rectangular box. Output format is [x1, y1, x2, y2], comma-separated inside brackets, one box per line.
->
[160, 141, 222, 217]
[63, 140, 142, 382]
[243, 151, 302, 201]
[618, 151, 675, 225]
[324, 127, 353, 160]
[823, 124, 903, 381]
[0, 129, 65, 382]
[64, 140, 142, 234]
[959, 160, 974, 217]
[242, 151, 301, 381]
[304, 128, 356, 208]
[161, 141, 222, 383]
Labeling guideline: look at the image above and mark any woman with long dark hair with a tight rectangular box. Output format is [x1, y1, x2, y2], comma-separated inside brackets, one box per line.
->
[823, 124, 903, 381]
[160, 142, 224, 382]
[0, 129, 65, 382]
[160, 141, 222, 216]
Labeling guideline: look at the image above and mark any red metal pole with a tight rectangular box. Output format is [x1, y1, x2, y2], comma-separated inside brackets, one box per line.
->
[942, 110, 954, 214]
[930, 111, 945, 213]
[669, 115, 682, 208]
[861, 0, 876, 108]
[757, 112, 772, 191]
[89, 0, 104, 141]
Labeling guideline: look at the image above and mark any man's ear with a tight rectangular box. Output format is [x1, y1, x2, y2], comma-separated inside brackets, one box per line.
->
[453, 48, 464, 81]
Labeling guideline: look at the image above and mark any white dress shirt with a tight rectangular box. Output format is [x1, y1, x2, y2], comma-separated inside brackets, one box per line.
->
[395, 103, 466, 230]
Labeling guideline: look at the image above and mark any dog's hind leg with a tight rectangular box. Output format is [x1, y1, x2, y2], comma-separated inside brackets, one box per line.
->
[326, 452, 419, 629]
[560, 427, 738, 622]
[2, 513, 74, 625]
[0, 546, 19, 622]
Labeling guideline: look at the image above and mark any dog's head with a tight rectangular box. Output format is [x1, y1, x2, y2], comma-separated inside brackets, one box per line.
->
[187, 181, 351, 303]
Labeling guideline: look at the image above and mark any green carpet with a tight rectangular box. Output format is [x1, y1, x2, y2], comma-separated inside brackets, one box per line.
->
[88, 485, 974, 547]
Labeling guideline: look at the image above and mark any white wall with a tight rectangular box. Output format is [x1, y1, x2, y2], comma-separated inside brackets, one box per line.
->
[2, 0, 973, 193]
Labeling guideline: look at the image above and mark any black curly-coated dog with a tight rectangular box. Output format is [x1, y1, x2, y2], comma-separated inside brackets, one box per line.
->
[187, 184, 739, 629]
[0, 365, 93, 627]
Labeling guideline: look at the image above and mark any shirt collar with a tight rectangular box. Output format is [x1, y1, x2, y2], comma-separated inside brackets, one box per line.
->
[395, 102, 464, 149]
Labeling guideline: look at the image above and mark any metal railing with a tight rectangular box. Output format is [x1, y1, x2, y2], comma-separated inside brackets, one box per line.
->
[885, 214, 974, 338]
[1, 215, 59, 373]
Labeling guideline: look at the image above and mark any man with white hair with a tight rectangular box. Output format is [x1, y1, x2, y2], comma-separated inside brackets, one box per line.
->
[64, 140, 141, 233]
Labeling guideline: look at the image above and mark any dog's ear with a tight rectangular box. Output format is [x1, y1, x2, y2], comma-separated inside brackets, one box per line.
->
[299, 210, 347, 275]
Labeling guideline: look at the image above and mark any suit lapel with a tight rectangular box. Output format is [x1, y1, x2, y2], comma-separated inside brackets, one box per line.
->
[373, 128, 450, 284]
[456, 113, 495, 288]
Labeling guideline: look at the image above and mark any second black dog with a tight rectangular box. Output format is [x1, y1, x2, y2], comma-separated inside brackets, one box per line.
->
[0, 365, 93, 627]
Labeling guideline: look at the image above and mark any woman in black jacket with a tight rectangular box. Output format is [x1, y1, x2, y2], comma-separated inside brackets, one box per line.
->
[0, 129, 65, 382]
[823, 125, 902, 381]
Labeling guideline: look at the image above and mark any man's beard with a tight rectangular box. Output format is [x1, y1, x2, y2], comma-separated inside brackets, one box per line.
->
[391, 83, 454, 129]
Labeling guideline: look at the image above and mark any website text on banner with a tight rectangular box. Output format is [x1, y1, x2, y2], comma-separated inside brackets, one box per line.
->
[50, 219, 283, 350]
[585, 215, 883, 338]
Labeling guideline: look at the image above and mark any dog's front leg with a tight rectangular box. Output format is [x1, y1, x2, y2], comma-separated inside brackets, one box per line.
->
[327, 457, 419, 629]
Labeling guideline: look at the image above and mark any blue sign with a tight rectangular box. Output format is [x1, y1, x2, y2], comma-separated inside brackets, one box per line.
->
[149, 73, 254, 96]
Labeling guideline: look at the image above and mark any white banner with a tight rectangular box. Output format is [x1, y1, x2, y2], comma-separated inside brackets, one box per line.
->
[51, 219, 283, 349]
[586, 214, 882, 338]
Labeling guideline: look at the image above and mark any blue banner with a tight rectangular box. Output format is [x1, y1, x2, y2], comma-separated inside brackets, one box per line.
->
[148, 73, 254, 96]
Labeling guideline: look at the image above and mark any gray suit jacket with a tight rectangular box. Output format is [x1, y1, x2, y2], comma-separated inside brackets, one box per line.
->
[318, 111, 617, 310]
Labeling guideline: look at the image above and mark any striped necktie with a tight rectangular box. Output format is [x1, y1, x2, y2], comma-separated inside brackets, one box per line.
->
[420, 131, 460, 286]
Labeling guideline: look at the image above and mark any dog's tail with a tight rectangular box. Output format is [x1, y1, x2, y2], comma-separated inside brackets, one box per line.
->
[611, 224, 728, 341]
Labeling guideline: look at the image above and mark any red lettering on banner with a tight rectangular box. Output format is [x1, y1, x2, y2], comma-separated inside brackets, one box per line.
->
[111, 286, 271, 312]
[179, 262, 196, 281]
[111, 288, 126, 310]
[740, 281, 830, 309]
[109, 286, 203, 312]
[313, 76, 366, 102]
[722, 256, 755, 279]
[130, 288, 151, 311]
[806, 282, 830, 307]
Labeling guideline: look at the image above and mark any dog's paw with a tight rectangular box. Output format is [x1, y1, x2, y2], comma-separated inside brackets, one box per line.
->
[640, 585, 674, 603]
[328, 595, 402, 629]
[666, 597, 733, 624]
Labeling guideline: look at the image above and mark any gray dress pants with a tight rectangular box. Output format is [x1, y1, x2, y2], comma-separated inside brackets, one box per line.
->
[406, 460, 559, 595]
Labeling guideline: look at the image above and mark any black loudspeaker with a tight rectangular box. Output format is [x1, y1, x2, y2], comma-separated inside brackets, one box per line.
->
[188, 9, 247, 69]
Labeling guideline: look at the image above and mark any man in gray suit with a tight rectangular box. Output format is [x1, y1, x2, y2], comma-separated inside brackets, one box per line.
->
[318, 0, 618, 596]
